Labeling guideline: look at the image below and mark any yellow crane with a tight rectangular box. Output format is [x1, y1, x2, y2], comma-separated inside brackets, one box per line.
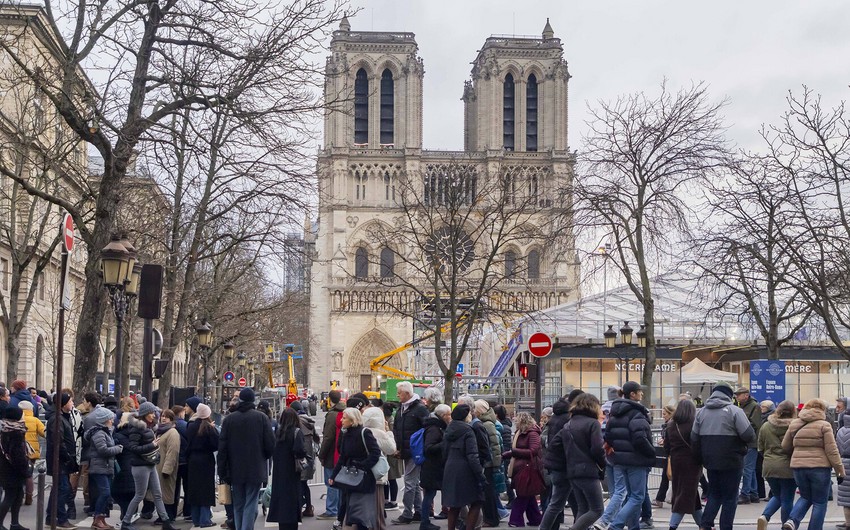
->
[369, 315, 469, 379]
[264, 344, 300, 395]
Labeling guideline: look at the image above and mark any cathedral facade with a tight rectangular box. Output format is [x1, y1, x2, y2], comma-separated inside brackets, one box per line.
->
[308, 18, 579, 392]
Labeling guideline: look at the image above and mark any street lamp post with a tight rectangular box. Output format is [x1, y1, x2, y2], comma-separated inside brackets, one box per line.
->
[196, 321, 213, 402]
[237, 352, 247, 388]
[101, 234, 139, 398]
[604, 321, 641, 383]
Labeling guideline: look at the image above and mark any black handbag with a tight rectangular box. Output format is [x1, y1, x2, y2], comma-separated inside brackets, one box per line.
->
[332, 466, 366, 490]
[140, 448, 160, 465]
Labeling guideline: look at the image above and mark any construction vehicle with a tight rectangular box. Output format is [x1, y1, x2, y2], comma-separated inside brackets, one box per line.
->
[369, 314, 469, 379]
[264, 343, 301, 395]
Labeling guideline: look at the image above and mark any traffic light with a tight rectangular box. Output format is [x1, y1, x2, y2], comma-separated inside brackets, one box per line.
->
[519, 363, 537, 381]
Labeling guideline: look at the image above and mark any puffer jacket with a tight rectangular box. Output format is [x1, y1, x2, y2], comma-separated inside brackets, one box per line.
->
[116, 414, 158, 467]
[782, 406, 844, 476]
[85, 425, 122, 476]
[477, 408, 503, 468]
[691, 390, 755, 470]
[836, 414, 850, 507]
[560, 410, 606, 480]
[545, 400, 570, 443]
[22, 409, 45, 460]
[604, 398, 655, 468]
[738, 396, 763, 448]
[757, 414, 793, 479]
[393, 396, 429, 460]
[363, 407, 396, 485]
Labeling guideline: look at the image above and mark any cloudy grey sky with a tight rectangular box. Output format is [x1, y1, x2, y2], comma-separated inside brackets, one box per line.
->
[344, 0, 850, 152]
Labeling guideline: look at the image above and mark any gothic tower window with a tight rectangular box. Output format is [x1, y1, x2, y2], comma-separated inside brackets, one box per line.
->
[355, 247, 369, 279]
[380, 247, 395, 278]
[355, 170, 367, 201]
[526, 74, 538, 152]
[354, 68, 369, 145]
[384, 172, 395, 201]
[528, 173, 539, 204]
[528, 249, 540, 279]
[380, 69, 394, 145]
[503, 73, 515, 151]
[505, 250, 517, 278]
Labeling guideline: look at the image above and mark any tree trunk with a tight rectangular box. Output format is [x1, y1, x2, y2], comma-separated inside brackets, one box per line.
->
[73, 249, 111, 394]
[5, 332, 21, 384]
[640, 301, 656, 408]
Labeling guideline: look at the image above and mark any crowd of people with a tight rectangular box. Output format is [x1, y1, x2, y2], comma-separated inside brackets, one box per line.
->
[0, 377, 848, 530]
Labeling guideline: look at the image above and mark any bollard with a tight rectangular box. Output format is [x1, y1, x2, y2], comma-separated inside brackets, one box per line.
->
[35, 460, 46, 530]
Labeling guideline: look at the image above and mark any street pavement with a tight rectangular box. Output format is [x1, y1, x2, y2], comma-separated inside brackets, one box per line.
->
[11, 481, 849, 530]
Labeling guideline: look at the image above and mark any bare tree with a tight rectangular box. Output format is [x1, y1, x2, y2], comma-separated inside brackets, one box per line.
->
[691, 155, 810, 359]
[574, 82, 728, 403]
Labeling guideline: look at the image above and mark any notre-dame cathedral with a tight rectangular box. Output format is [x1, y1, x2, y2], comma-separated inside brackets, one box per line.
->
[308, 17, 579, 391]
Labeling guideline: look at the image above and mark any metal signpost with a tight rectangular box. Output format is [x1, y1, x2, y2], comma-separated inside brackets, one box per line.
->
[528, 332, 553, 421]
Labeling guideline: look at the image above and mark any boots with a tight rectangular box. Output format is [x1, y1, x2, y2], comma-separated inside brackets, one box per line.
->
[160, 519, 179, 530]
[91, 516, 113, 530]
[24, 494, 32, 506]
[302, 505, 314, 517]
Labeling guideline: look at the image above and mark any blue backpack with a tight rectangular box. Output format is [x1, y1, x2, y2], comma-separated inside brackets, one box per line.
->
[410, 428, 426, 465]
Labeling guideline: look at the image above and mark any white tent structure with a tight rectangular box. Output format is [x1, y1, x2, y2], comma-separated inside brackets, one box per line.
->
[680, 358, 738, 384]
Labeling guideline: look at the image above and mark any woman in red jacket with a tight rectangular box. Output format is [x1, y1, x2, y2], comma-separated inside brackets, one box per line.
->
[505, 412, 544, 527]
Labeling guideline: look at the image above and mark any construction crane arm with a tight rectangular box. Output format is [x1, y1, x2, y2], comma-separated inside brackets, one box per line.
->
[369, 315, 468, 379]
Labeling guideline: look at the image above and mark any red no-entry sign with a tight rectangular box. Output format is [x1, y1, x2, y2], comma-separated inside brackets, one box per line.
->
[62, 213, 74, 252]
[238, 377, 247, 387]
[528, 332, 553, 358]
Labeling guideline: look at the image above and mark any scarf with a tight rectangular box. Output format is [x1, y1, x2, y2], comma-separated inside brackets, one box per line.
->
[0, 420, 26, 434]
[156, 422, 174, 436]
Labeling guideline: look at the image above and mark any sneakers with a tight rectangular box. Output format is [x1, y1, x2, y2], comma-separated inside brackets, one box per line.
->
[591, 523, 609, 530]
[750, 494, 761, 503]
[737, 494, 751, 505]
[639, 519, 654, 529]
[756, 515, 768, 530]
[332, 521, 342, 530]
[412, 513, 422, 522]
[782, 521, 795, 530]
[316, 513, 338, 520]
[651, 500, 663, 508]
[57, 523, 78, 530]
[392, 515, 414, 524]
[420, 524, 440, 530]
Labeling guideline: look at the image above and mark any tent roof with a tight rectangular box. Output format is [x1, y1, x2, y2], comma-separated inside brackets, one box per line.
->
[680, 358, 738, 384]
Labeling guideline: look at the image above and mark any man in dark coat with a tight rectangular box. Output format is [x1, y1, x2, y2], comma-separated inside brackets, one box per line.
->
[420, 405, 450, 530]
[734, 387, 763, 504]
[217, 388, 275, 530]
[317, 390, 345, 520]
[602, 381, 655, 530]
[392, 381, 429, 524]
[45, 393, 79, 529]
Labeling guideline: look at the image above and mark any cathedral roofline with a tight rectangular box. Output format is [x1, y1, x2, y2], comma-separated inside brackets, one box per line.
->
[331, 30, 417, 45]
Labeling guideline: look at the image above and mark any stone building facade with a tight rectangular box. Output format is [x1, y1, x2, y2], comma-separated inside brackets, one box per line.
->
[309, 18, 579, 391]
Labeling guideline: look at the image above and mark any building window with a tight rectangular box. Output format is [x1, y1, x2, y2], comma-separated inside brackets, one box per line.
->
[526, 74, 538, 152]
[505, 250, 517, 278]
[384, 172, 395, 202]
[380, 69, 394, 146]
[0, 258, 8, 291]
[380, 247, 395, 278]
[354, 68, 369, 145]
[38, 272, 45, 301]
[355, 170, 367, 201]
[528, 250, 540, 279]
[424, 165, 478, 206]
[528, 173, 539, 203]
[503, 73, 515, 151]
[354, 247, 369, 279]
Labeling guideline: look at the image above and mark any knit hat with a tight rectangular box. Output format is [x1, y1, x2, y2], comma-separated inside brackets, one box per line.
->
[290, 400, 303, 411]
[451, 404, 471, 421]
[474, 399, 490, 416]
[137, 401, 157, 417]
[185, 396, 202, 412]
[346, 395, 367, 410]
[622, 381, 642, 399]
[4, 407, 22, 421]
[89, 406, 115, 426]
[11, 380, 26, 390]
[607, 386, 622, 401]
[239, 387, 255, 403]
[196, 403, 211, 419]
[18, 401, 33, 411]
[60, 393, 72, 407]
[714, 381, 735, 398]
[103, 396, 119, 408]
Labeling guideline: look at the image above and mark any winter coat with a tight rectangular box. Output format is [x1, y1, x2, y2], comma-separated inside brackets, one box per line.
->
[9, 389, 34, 409]
[666, 418, 701, 515]
[738, 396, 763, 448]
[296, 413, 318, 480]
[392, 396, 429, 460]
[691, 390, 755, 471]
[0, 420, 30, 487]
[217, 401, 275, 485]
[477, 408, 503, 468]
[509, 424, 544, 496]
[173, 418, 189, 465]
[45, 409, 78, 476]
[545, 399, 570, 443]
[499, 417, 513, 462]
[419, 415, 447, 491]
[111, 425, 136, 496]
[155, 424, 181, 505]
[782, 407, 844, 476]
[758, 414, 793, 479]
[318, 401, 345, 468]
[267, 427, 306, 525]
[85, 426, 122, 476]
[363, 408, 396, 485]
[836, 414, 850, 507]
[331, 425, 381, 493]
[186, 419, 219, 506]
[604, 398, 655, 468]
[116, 414, 158, 468]
[22, 408, 45, 460]
[441, 420, 485, 507]
[559, 410, 605, 480]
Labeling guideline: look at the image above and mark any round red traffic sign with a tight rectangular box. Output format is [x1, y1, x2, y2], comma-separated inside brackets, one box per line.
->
[528, 332, 553, 358]
[238, 377, 247, 387]
[62, 213, 74, 252]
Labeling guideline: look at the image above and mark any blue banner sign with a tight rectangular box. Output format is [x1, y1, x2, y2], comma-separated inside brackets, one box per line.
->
[749, 360, 785, 403]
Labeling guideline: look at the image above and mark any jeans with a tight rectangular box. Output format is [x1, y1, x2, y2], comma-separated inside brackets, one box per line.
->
[482, 468, 500, 525]
[762, 477, 796, 523]
[89, 474, 112, 517]
[192, 505, 213, 526]
[610, 466, 649, 530]
[539, 471, 570, 530]
[123, 466, 168, 523]
[0, 478, 25, 527]
[702, 468, 743, 530]
[600, 464, 627, 525]
[669, 509, 703, 529]
[571, 477, 604, 530]
[324, 467, 340, 516]
[788, 467, 831, 530]
[401, 458, 422, 518]
[231, 482, 262, 530]
[741, 448, 759, 497]
[421, 489, 437, 527]
[46, 473, 72, 523]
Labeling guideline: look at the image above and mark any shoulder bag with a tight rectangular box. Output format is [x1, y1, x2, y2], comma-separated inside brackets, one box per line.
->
[293, 428, 310, 473]
[565, 421, 605, 480]
[364, 428, 390, 480]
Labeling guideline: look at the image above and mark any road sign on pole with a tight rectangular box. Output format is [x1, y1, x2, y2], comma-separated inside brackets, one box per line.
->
[62, 213, 74, 252]
[238, 377, 247, 387]
[528, 332, 553, 358]
[456, 363, 464, 374]
[224, 371, 235, 383]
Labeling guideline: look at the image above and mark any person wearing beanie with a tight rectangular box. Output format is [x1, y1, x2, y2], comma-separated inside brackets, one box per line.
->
[18, 400, 45, 505]
[45, 393, 78, 530]
[85, 406, 123, 530]
[0, 404, 29, 530]
[473, 399, 502, 527]
[317, 390, 346, 520]
[691, 381, 756, 530]
[218, 387, 274, 530]
[186, 403, 218, 528]
[184, 396, 202, 415]
[8, 380, 33, 409]
[442, 403, 485, 530]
